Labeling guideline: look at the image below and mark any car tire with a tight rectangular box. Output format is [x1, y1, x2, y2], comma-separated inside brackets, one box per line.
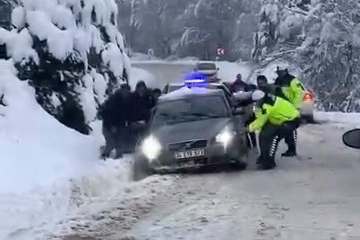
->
[229, 161, 248, 170]
[133, 157, 152, 181]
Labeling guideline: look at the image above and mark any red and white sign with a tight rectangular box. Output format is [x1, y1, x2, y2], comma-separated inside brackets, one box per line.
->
[217, 47, 225, 56]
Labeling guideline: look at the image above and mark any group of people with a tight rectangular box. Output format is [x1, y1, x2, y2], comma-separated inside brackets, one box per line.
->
[98, 81, 161, 159]
[99, 65, 304, 170]
[233, 66, 304, 170]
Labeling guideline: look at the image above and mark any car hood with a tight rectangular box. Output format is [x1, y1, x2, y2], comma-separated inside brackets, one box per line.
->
[151, 118, 231, 144]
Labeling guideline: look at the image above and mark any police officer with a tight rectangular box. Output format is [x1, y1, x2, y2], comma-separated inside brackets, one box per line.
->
[257, 73, 302, 157]
[247, 90, 301, 170]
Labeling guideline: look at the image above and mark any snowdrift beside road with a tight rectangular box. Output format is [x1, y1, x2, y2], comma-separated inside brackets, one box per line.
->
[0, 59, 173, 240]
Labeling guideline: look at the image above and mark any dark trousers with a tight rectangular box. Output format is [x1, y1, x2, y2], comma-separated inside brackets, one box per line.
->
[102, 124, 127, 159]
[283, 118, 301, 152]
[258, 122, 282, 167]
[258, 118, 300, 166]
[284, 128, 298, 153]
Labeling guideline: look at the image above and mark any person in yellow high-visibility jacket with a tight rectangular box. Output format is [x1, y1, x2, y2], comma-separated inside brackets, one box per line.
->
[257, 75, 301, 157]
[274, 66, 304, 109]
[247, 90, 301, 170]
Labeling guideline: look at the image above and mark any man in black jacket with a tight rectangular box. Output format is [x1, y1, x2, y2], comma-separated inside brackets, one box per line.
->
[131, 81, 156, 123]
[99, 84, 132, 159]
[230, 74, 257, 93]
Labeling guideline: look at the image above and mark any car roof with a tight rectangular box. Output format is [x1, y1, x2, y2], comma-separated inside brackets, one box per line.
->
[167, 82, 223, 87]
[158, 87, 225, 103]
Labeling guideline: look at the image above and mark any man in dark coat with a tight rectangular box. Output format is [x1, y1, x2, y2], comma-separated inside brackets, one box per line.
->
[98, 83, 131, 159]
[130, 81, 156, 123]
[152, 88, 162, 102]
[230, 73, 257, 93]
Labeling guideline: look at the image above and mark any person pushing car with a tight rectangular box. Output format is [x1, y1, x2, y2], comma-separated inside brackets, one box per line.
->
[258, 71, 303, 157]
[247, 89, 301, 170]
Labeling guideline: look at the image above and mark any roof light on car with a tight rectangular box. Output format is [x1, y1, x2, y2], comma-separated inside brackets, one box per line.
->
[184, 79, 207, 83]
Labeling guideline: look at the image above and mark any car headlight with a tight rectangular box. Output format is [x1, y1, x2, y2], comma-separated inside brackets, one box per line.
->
[215, 126, 234, 149]
[140, 135, 162, 161]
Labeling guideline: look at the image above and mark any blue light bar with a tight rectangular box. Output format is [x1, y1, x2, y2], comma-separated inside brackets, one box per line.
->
[184, 78, 206, 83]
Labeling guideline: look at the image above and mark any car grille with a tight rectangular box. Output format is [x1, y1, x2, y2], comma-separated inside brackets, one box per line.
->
[168, 140, 207, 151]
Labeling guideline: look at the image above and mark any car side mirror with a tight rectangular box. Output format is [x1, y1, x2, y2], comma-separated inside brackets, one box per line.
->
[342, 129, 360, 149]
[217, 67, 220, 71]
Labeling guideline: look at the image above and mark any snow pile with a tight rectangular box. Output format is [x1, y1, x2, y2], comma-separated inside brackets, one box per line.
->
[315, 112, 360, 125]
[0, 59, 174, 240]
[0, 0, 131, 134]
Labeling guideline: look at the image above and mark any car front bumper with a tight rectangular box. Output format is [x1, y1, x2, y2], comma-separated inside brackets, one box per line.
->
[136, 141, 246, 172]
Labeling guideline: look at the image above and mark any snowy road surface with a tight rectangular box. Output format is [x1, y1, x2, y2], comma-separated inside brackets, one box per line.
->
[2, 59, 359, 240]
[117, 123, 360, 240]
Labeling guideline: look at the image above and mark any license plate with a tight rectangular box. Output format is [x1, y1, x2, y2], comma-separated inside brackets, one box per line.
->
[174, 149, 205, 159]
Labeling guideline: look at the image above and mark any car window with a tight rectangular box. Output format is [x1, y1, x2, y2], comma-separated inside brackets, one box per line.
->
[152, 95, 230, 125]
[207, 85, 232, 98]
[196, 63, 216, 70]
[168, 85, 184, 93]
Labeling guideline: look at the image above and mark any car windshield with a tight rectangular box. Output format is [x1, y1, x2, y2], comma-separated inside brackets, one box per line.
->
[196, 63, 216, 70]
[168, 85, 184, 93]
[152, 95, 230, 125]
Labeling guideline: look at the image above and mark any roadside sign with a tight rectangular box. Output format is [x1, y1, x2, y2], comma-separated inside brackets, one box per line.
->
[217, 47, 225, 56]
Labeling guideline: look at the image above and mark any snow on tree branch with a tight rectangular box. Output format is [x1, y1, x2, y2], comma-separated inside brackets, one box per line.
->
[0, 0, 131, 134]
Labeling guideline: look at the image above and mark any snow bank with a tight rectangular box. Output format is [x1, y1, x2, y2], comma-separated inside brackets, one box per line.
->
[315, 111, 360, 125]
[0, 60, 173, 239]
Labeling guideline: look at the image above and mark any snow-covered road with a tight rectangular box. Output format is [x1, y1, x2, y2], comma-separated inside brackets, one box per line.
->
[2, 60, 360, 240]
[125, 123, 360, 240]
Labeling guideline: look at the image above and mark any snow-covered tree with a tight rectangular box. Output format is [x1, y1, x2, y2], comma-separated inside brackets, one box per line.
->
[0, 0, 130, 134]
[117, 0, 260, 60]
[253, 0, 360, 112]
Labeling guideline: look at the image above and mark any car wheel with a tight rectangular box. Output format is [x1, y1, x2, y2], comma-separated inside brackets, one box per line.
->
[133, 157, 152, 181]
[229, 161, 248, 170]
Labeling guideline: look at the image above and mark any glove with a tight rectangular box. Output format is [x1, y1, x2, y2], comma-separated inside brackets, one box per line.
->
[246, 125, 252, 133]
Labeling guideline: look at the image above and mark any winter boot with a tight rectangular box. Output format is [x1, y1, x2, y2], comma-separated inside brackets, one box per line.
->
[256, 156, 263, 165]
[257, 162, 276, 170]
[281, 149, 297, 157]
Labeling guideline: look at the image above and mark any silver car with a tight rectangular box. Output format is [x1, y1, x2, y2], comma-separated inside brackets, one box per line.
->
[133, 89, 250, 179]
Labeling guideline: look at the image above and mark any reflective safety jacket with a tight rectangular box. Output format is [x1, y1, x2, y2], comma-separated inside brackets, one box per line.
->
[273, 74, 304, 108]
[248, 94, 300, 132]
